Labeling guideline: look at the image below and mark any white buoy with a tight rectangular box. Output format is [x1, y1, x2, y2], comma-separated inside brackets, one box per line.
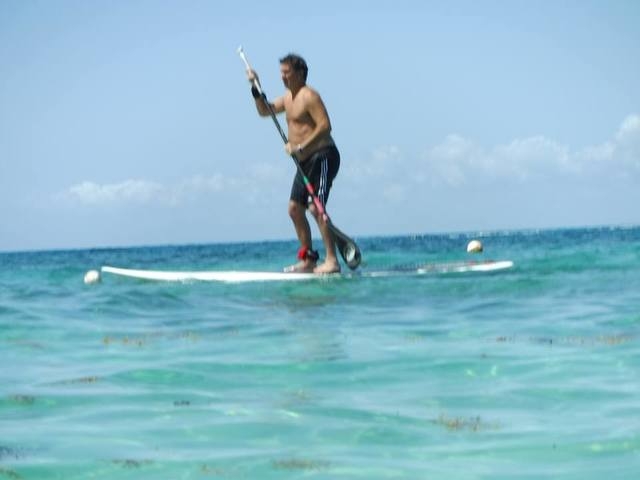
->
[84, 269, 101, 284]
[466, 239, 483, 253]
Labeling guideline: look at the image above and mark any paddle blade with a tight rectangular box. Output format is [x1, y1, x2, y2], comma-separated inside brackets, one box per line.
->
[330, 224, 361, 270]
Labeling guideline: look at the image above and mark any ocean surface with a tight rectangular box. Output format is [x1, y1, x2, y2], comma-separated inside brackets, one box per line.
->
[1, 226, 639, 479]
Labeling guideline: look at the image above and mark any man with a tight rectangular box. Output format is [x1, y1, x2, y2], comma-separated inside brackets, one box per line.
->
[247, 53, 341, 274]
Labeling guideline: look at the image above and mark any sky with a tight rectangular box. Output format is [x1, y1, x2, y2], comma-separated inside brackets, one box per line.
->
[1, 0, 639, 252]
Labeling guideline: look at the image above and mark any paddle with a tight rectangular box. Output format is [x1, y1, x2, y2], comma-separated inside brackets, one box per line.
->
[237, 46, 361, 270]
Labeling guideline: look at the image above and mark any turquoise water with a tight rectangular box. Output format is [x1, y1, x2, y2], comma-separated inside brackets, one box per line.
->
[1, 227, 639, 479]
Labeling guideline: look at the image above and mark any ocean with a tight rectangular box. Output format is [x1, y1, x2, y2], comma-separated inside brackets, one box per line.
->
[1, 226, 639, 479]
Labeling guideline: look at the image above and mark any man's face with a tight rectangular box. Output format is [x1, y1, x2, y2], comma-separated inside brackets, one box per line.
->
[280, 63, 300, 89]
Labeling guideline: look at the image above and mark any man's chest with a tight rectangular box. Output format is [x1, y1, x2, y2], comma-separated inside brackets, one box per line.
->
[284, 97, 311, 124]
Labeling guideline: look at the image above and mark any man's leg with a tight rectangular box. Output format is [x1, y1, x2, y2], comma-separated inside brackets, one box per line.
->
[285, 200, 317, 272]
[309, 205, 340, 274]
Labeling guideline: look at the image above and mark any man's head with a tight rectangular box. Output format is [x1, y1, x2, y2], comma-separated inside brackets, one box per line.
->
[279, 53, 308, 87]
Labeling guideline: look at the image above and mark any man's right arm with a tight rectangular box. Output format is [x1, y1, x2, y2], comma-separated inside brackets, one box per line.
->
[254, 93, 284, 117]
[247, 68, 284, 117]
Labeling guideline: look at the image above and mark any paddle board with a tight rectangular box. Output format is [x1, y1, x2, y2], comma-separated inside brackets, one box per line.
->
[100, 260, 513, 284]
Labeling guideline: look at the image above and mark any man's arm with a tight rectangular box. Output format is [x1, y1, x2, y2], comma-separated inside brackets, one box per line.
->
[254, 93, 284, 117]
[247, 68, 284, 117]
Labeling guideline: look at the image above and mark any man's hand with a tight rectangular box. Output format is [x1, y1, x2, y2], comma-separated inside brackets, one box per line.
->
[246, 68, 260, 86]
[285, 142, 303, 156]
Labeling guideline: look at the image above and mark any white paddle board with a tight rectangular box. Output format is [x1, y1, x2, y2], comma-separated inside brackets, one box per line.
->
[100, 260, 513, 284]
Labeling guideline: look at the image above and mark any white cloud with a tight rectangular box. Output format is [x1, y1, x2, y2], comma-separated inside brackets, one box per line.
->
[422, 134, 575, 185]
[64, 179, 164, 205]
[617, 114, 640, 141]
[358, 145, 403, 177]
[58, 163, 289, 208]
[60, 175, 233, 207]
[169, 174, 226, 205]
[335, 113, 640, 221]
[426, 134, 478, 186]
[420, 113, 640, 186]
[574, 114, 640, 175]
[614, 114, 640, 172]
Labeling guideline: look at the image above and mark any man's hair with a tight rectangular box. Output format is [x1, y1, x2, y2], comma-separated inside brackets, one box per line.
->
[279, 53, 308, 82]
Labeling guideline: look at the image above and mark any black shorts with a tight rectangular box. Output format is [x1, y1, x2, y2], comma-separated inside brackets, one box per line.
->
[290, 145, 340, 207]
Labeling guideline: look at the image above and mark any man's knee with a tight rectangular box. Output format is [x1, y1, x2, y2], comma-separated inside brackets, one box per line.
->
[307, 203, 318, 218]
[288, 200, 304, 220]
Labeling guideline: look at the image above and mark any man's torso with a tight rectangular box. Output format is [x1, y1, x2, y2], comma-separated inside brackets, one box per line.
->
[284, 86, 334, 161]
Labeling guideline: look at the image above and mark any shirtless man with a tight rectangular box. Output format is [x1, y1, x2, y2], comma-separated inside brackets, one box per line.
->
[247, 53, 341, 274]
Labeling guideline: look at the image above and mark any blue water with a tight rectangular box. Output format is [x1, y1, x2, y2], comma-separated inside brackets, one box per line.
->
[1, 227, 639, 479]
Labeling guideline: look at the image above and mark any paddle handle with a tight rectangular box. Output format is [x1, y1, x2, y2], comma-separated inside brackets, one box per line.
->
[237, 46, 261, 93]
[237, 46, 291, 147]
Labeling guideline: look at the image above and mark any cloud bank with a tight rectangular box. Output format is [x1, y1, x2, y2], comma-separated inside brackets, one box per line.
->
[58, 114, 639, 210]
[59, 163, 287, 207]
[63, 179, 165, 205]
[421, 113, 640, 187]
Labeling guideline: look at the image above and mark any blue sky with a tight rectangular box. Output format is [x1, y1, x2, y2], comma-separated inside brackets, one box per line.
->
[1, 0, 639, 252]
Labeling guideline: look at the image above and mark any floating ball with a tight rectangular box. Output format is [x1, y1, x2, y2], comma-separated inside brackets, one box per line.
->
[466, 240, 483, 253]
[84, 269, 101, 284]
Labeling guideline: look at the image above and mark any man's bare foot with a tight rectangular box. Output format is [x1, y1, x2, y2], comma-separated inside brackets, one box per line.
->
[313, 261, 341, 274]
[284, 258, 316, 273]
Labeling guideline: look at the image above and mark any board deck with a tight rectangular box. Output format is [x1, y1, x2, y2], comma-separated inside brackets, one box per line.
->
[100, 260, 513, 283]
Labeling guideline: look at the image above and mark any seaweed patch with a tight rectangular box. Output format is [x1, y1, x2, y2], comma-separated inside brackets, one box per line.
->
[111, 459, 154, 469]
[404, 333, 428, 344]
[430, 414, 501, 432]
[103, 331, 201, 347]
[281, 388, 314, 408]
[7, 395, 35, 406]
[7, 339, 45, 350]
[0, 468, 23, 480]
[495, 334, 635, 347]
[200, 464, 226, 476]
[64, 376, 100, 385]
[0, 445, 25, 460]
[103, 335, 148, 347]
[272, 458, 330, 471]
